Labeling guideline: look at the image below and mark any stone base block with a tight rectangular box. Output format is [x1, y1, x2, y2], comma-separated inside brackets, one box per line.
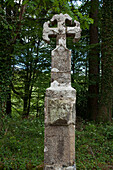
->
[44, 165, 76, 170]
[44, 125, 75, 168]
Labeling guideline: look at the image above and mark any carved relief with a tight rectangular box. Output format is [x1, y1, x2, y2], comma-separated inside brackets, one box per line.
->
[47, 98, 75, 125]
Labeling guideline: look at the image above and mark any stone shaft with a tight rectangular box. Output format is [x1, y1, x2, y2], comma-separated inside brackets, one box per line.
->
[51, 46, 71, 84]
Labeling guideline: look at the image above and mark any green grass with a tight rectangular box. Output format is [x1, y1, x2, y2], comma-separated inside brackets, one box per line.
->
[76, 119, 113, 169]
[0, 116, 113, 169]
[0, 116, 44, 169]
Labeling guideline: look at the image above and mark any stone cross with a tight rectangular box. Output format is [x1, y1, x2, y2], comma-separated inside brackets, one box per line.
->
[43, 13, 81, 170]
[43, 13, 81, 46]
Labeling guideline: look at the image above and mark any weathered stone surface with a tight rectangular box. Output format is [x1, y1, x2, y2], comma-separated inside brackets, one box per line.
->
[44, 165, 76, 170]
[43, 13, 81, 170]
[51, 42, 71, 84]
[51, 72, 71, 84]
[43, 13, 81, 45]
[51, 46, 71, 72]
[45, 97, 75, 125]
[44, 125, 75, 167]
[46, 85, 76, 98]
[66, 166, 76, 170]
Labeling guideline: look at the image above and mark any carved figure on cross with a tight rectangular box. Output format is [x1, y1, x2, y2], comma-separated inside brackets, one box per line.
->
[43, 13, 81, 48]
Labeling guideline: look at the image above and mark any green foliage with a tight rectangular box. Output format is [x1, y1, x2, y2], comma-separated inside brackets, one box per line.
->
[75, 12, 94, 29]
[0, 4, 13, 115]
[76, 120, 113, 169]
[0, 116, 44, 169]
[0, 0, 94, 117]
[71, 1, 94, 30]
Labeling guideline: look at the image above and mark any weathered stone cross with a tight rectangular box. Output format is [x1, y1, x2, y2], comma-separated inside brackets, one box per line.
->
[43, 13, 81, 170]
[43, 13, 81, 47]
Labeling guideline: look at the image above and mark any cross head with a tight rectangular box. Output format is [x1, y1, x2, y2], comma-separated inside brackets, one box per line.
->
[43, 13, 81, 47]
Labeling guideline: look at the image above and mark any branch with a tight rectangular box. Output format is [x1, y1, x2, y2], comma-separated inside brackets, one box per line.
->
[11, 104, 21, 115]
[13, 2, 27, 43]
[11, 82, 24, 99]
[19, 3, 27, 21]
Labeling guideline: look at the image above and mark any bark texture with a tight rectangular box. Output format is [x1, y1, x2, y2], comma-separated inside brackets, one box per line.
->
[88, 0, 99, 120]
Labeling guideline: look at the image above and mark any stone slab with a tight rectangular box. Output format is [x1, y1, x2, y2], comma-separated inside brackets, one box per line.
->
[44, 125, 75, 168]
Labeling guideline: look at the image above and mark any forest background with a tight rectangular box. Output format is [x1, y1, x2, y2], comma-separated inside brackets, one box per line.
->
[0, 0, 113, 169]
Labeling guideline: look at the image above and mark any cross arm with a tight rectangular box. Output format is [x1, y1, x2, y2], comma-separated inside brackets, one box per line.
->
[67, 20, 82, 42]
[43, 21, 58, 43]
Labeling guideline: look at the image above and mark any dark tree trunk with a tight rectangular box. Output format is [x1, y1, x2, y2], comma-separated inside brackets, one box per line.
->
[27, 64, 33, 117]
[71, 49, 76, 84]
[99, 0, 113, 122]
[6, 4, 12, 116]
[88, 0, 99, 120]
[23, 51, 33, 118]
[23, 65, 30, 117]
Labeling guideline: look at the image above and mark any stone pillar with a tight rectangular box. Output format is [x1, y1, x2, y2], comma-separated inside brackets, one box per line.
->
[43, 13, 81, 170]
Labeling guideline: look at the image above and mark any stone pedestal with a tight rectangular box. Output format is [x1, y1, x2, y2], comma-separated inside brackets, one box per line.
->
[44, 87, 76, 170]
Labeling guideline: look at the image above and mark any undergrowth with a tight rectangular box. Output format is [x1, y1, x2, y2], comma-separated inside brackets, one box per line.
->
[0, 116, 44, 169]
[76, 119, 113, 169]
[0, 116, 113, 169]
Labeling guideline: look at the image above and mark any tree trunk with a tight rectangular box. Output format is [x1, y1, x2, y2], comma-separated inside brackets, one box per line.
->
[6, 4, 12, 116]
[99, 0, 113, 122]
[23, 65, 30, 118]
[88, 0, 99, 120]
[71, 49, 76, 84]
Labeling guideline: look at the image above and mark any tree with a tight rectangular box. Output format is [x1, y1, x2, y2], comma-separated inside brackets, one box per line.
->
[88, 0, 99, 120]
[1, 0, 100, 119]
[7, 0, 75, 117]
[0, 1, 13, 116]
[99, 0, 113, 121]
